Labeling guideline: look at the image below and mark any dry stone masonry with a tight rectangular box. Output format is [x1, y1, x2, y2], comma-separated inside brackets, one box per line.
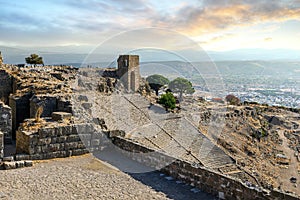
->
[0, 101, 12, 143]
[16, 121, 101, 160]
[111, 136, 299, 200]
[0, 52, 299, 199]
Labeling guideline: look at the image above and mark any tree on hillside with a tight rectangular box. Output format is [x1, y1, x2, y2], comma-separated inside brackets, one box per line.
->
[168, 77, 195, 101]
[25, 54, 44, 66]
[158, 91, 176, 111]
[146, 74, 170, 95]
[225, 94, 240, 105]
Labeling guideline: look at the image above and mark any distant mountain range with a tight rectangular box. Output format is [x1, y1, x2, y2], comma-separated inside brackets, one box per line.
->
[0, 45, 299, 65]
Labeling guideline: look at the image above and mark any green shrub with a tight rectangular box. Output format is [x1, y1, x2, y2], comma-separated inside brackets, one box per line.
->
[158, 92, 176, 110]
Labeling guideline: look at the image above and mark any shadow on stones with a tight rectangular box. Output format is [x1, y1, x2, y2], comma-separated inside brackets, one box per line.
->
[93, 146, 215, 200]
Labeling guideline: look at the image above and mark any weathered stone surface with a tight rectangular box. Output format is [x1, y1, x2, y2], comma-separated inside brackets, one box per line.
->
[0, 131, 3, 159]
[16, 123, 99, 160]
[2, 156, 14, 162]
[109, 130, 126, 138]
[0, 102, 12, 143]
[3, 162, 16, 170]
[0, 68, 12, 104]
[30, 95, 57, 118]
[111, 136, 300, 200]
[52, 112, 72, 121]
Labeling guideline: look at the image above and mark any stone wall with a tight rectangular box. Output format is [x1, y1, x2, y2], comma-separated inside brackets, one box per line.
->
[111, 136, 299, 200]
[57, 97, 72, 113]
[0, 131, 3, 159]
[30, 95, 72, 119]
[30, 95, 57, 118]
[0, 69, 12, 104]
[16, 123, 102, 160]
[9, 94, 31, 139]
[0, 102, 12, 143]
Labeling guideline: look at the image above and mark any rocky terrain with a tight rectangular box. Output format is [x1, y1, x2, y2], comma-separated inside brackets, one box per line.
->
[0, 55, 299, 199]
[71, 67, 300, 197]
[192, 101, 300, 195]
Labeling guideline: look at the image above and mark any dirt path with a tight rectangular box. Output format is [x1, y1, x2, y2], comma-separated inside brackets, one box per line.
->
[277, 130, 300, 196]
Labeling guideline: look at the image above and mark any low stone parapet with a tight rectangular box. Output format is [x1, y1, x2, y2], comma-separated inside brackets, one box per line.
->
[111, 136, 300, 200]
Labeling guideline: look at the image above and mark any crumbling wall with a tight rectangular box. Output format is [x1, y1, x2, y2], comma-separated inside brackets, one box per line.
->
[112, 136, 299, 200]
[0, 131, 3, 159]
[0, 102, 12, 143]
[9, 94, 31, 139]
[0, 69, 12, 103]
[57, 97, 72, 113]
[30, 95, 72, 118]
[16, 123, 102, 160]
[30, 95, 57, 118]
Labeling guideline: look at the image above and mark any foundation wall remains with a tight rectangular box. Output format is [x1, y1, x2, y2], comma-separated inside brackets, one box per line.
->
[0, 131, 3, 159]
[0, 69, 12, 103]
[30, 95, 72, 119]
[111, 136, 299, 200]
[0, 102, 12, 143]
[30, 95, 57, 118]
[9, 94, 31, 139]
[16, 123, 102, 160]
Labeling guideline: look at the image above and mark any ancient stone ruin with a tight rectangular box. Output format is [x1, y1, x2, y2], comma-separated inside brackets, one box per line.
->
[0, 52, 299, 199]
[117, 55, 140, 92]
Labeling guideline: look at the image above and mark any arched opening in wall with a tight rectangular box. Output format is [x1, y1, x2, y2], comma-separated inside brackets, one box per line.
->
[130, 71, 135, 92]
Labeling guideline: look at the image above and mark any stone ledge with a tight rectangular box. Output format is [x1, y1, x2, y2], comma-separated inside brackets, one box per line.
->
[52, 112, 72, 121]
[1, 160, 33, 170]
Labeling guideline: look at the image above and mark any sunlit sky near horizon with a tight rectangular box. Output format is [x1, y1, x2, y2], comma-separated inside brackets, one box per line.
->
[1, 0, 300, 51]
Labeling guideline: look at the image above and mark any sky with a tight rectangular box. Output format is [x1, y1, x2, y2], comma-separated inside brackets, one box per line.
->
[0, 0, 300, 51]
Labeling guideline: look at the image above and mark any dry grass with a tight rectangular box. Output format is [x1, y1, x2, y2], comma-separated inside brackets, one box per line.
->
[35, 106, 44, 122]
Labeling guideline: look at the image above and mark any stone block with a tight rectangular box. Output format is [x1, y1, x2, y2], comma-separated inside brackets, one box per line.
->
[15, 154, 30, 161]
[78, 95, 88, 102]
[81, 102, 92, 110]
[62, 126, 72, 135]
[24, 160, 33, 167]
[3, 156, 14, 162]
[67, 134, 80, 142]
[72, 149, 89, 156]
[30, 154, 43, 160]
[52, 112, 72, 121]
[15, 161, 25, 168]
[55, 127, 63, 136]
[109, 130, 126, 138]
[65, 142, 79, 150]
[3, 162, 16, 170]
[56, 136, 67, 143]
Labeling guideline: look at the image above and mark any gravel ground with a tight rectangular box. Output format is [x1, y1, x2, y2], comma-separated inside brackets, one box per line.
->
[0, 154, 215, 200]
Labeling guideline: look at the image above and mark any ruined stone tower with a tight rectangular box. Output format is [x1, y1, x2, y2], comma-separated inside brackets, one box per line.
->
[117, 55, 140, 92]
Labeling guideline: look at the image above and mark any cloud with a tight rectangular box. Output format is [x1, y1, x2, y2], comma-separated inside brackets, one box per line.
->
[150, 0, 300, 35]
[198, 33, 235, 44]
[0, 0, 300, 47]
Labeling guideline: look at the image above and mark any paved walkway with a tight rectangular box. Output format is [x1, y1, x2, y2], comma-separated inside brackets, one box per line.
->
[0, 154, 215, 200]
